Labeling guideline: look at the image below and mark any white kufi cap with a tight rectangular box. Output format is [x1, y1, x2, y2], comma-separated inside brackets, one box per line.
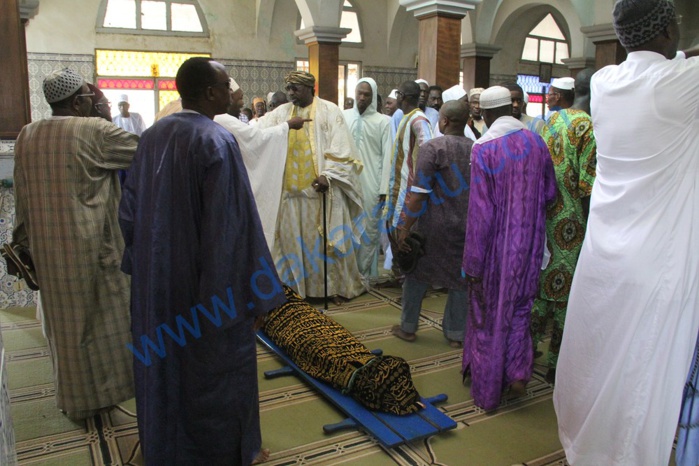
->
[441, 85, 467, 103]
[479, 86, 512, 109]
[551, 77, 575, 91]
[119, 94, 129, 104]
[229, 78, 240, 93]
[388, 89, 398, 99]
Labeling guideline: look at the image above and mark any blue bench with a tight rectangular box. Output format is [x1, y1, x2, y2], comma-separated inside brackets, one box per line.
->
[257, 330, 457, 448]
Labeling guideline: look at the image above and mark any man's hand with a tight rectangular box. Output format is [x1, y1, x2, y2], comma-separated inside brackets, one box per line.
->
[287, 117, 311, 130]
[312, 175, 329, 193]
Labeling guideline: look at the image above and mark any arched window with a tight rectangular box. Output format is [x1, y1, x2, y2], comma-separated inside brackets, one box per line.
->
[97, 0, 208, 36]
[517, 13, 570, 118]
[299, 0, 363, 45]
[521, 14, 569, 65]
[340, 0, 362, 44]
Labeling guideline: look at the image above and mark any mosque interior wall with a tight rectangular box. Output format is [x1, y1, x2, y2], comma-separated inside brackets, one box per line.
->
[3, 0, 699, 309]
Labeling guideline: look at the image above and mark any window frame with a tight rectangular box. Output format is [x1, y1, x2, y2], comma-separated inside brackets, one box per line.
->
[520, 14, 569, 65]
[96, 0, 209, 37]
[297, 0, 364, 47]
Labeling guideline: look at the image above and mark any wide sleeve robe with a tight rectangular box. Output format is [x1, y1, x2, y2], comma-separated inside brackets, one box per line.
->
[120, 112, 285, 465]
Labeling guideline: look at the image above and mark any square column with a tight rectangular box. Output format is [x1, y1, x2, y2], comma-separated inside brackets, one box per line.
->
[460, 43, 500, 90]
[295, 26, 350, 104]
[400, 0, 480, 88]
[0, 0, 36, 138]
[581, 24, 627, 69]
[562, 57, 596, 77]
[417, 13, 462, 88]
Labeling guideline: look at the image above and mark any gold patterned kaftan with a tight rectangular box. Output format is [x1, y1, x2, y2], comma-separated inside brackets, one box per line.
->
[256, 98, 365, 299]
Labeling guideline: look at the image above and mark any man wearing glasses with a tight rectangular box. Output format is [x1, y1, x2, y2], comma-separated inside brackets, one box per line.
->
[87, 83, 112, 121]
[12, 68, 138, 421]
[544, 76, 574, 121]
[256, 70, 365, 304]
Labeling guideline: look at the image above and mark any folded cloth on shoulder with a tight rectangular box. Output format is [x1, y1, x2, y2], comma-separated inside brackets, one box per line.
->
[2, 243, 39, 290]
[264, 286, 422, 415]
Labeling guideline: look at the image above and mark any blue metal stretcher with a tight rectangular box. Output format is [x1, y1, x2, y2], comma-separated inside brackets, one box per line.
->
[257, 330, 457, 448]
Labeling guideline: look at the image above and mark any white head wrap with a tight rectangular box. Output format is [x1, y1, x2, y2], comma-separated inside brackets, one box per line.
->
[43, 69, 84, 104]
[469, 87, 485, 99]
[479, 86, 512, 109]
[415, 79, 429, 86]
[229, 78, 240, 93]
[354, 77, 378, 115]
[388, 89, 398, 100]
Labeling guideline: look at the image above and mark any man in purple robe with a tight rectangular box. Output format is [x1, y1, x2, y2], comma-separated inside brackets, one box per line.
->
[462, 86, 557, 411]
[119, 57, 285, 465]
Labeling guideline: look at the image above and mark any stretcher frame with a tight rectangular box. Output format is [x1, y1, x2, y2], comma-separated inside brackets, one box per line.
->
[257, 330, 457, 448]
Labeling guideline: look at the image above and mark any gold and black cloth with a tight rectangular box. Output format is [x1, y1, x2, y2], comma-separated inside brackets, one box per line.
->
[263, 286, 422, 415]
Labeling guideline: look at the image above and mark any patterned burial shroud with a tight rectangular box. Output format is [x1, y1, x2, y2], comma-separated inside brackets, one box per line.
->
[263, 286, 422, 415]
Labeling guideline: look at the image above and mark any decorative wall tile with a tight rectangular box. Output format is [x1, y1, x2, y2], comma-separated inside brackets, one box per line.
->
[0, 328, 17, 466]
[27, 53, 94, 122]
[27, 53, 420, 115]
[363, 66, 417, 103]
[219, 59, 296, 107]
[0, 141, 15, 156]
[0, 187, 37, 309]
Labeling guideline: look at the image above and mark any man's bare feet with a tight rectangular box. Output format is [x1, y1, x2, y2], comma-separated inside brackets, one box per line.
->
[252, 448, 270, 465]
[505, 380, 527, 400]
[391, 324, 416, 342]
[462, 368, 472, 387]
[331, 295, 345, 306]
[375, 278, 402, 289]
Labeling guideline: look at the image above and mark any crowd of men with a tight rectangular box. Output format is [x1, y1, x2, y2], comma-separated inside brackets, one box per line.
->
[8, 0, 699, 464]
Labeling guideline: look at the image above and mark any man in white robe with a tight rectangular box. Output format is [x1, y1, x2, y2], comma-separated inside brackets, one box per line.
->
[112, 94, 147, 136]
[214, 79, 306, 251]
[256, 71, 365, 302]
[342, 78, 391, 278]
[140, 81, 307, 252]
[554, 1, 699, 464]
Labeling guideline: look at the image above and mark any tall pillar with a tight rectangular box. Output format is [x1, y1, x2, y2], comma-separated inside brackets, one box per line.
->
[295, 27, 350, 104]
[0, 0, 37, 138]
[581, 24, 627, 69]
[562, 57, 597, 76]
[400, 0, 480, 89]
[460, 43, 500, 90]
